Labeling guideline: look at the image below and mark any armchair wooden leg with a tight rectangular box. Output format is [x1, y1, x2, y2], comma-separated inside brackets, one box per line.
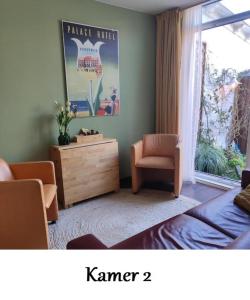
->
[132, 167, 142, 193]
[174, 174, 182, 198]
[174, 187, 180, 198]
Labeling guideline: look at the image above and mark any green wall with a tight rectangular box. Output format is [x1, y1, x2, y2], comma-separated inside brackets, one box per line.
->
[0, 0, 156, 178]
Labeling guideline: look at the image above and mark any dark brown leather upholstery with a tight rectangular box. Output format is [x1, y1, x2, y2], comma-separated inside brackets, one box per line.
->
[67, 234, 107, 249]
[241, 169, 250, 189]
[111, 214, 233, 250]
[67, 171, 250, 250]
[67, 214, 234, 250]
[186, 188, 250, 239]
[112, 219, 182, 250]
[226, 231, 250, 249]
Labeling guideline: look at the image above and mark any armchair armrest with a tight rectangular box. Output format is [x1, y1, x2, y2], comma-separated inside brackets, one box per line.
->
[131, 140, 143, 164]
[174, 144, 181, 170]
[10, 161, 56, 184]
[0, 179, 48, 249]
[175, 144, 181, 158]
[241, 169, 250, 189]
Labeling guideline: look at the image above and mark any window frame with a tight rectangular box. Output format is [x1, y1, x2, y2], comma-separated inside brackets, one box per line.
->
[202, 1, 250, 31]
[203, 11, 250, 31]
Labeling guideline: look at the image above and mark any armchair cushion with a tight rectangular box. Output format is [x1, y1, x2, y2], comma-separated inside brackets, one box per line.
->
[10, 161, 56, 184]
[43, 184, 57, 209]
[136, 156, 175, 169]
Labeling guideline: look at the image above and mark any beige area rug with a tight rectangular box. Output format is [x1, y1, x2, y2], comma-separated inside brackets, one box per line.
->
[48, 188, 200, 249]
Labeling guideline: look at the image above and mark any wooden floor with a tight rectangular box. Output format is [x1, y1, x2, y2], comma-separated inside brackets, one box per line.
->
[181, 182, 226, 203]
[120, 178, 226, 203]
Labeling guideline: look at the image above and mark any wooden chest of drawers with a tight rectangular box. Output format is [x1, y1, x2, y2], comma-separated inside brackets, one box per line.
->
[50, 138, 120, 208]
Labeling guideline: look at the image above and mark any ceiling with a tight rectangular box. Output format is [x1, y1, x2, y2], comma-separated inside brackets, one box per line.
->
[95, 0, 208, 15]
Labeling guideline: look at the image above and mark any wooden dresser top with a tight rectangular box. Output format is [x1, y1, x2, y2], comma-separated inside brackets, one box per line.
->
[51, 138, 117, 151]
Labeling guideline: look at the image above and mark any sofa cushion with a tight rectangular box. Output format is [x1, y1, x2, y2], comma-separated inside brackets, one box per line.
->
[111, 214, 233, 250]
[136, 156, 175, 169]
[111, 220, 181, 250]
[0, 159, 14, 181]
[186, 188, 250, 239]
[43, 184, 57, 209]
[225, 231, 250, 249]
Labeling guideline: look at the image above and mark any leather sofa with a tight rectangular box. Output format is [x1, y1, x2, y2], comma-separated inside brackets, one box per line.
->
[67, 170, 250, 250]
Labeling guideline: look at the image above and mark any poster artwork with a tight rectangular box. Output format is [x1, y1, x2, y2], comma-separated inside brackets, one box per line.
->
[62, 21, 120, 117]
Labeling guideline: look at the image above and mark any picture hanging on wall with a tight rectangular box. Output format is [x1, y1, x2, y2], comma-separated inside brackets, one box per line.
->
[62, 20, 120, 117]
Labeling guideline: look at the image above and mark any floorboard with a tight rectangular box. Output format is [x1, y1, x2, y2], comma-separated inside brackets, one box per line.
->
[120, 177, 226, 203]
[181, 182, 226, 203]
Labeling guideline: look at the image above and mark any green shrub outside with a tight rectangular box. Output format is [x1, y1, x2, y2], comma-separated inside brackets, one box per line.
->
[195, 141, 246, 180]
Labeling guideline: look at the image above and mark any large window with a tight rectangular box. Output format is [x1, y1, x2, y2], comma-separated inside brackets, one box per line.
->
[195, 0, 250, 181]
[203, 0, 250, 23]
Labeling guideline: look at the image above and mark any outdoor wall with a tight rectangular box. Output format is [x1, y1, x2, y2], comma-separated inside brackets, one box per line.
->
[0, 0, 156, 178]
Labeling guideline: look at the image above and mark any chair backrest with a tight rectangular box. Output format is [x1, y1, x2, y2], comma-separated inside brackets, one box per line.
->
[143, 134, 179, 157]
[0, 159, 14, 181]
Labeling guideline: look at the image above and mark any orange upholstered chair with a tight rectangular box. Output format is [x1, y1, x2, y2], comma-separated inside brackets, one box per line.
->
[131, 134, 182, 196]
[0, 159, 58, 249]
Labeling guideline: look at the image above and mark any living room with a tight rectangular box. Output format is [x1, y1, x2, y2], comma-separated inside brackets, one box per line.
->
[1, 0, 250, 291]
[1, 0, 250, 250]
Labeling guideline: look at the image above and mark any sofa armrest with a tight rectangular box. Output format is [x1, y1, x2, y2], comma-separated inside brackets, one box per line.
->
[10, 161, 56, 184]
[131, 140, 143, 164]
[67, 234, 108, 249]
[0, 179, 48, 249]
[241, 169, 250, 189]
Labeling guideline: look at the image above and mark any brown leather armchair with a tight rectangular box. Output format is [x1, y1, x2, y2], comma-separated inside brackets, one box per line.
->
[0, 158, 58, 249]
[131, 134, 182, 196]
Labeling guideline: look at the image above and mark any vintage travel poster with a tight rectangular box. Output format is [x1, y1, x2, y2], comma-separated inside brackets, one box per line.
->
[62, 21, 120, 117]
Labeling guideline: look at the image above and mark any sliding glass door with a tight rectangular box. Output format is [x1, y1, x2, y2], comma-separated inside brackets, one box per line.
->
[195, 1, 250, 181]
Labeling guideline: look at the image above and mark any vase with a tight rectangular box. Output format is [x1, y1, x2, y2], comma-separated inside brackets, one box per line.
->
[58, 132, 70, 146]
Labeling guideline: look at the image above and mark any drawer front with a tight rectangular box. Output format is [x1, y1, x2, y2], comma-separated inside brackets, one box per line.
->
[60, 142, 119, 204]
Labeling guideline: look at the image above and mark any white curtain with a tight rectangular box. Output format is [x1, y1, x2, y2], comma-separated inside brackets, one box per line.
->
[179, 5, 203, 183]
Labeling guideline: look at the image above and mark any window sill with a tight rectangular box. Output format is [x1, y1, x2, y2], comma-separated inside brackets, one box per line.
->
[195, 171, 241, 190]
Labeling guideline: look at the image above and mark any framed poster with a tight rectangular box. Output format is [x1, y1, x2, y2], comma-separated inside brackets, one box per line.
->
[62, 20, 120, 117]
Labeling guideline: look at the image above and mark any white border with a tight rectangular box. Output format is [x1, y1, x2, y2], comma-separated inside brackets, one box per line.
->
[1, 251, 249, 300]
